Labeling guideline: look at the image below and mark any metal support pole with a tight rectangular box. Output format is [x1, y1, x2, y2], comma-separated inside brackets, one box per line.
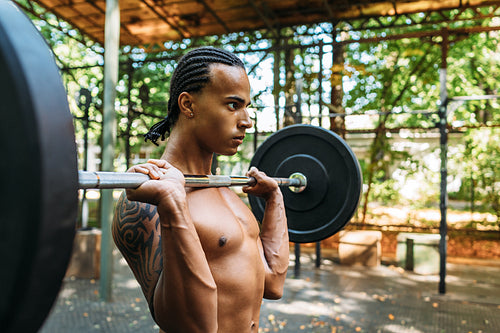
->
[81, 90, 90, 229]
[273, 35, 281, 130]
[253, 114, 258, 153]
[125, 61, 133, 170]
[438, 28, 449, 295]
[330, 41, 345, 137]
[100, 0, 120, 302]
[315, 241, 321, 268]
[294, 243, 301, 277]
[405, 238, 414, 271]
[318, 41, 323, 125]
[296, 78, 303, 124]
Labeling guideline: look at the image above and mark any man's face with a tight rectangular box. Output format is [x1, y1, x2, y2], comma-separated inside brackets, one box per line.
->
[190, 63, 252, 156]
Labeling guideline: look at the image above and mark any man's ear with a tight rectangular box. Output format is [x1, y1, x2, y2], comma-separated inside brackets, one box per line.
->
[178, 92, 195, 118]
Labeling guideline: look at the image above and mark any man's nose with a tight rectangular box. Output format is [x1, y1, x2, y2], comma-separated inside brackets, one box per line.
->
[238, 109, 253, 129]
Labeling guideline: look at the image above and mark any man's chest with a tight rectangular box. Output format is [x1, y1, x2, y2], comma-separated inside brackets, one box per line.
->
[186, 188, 260, 253]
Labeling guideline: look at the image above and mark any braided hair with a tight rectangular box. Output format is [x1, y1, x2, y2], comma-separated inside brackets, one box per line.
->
[144, 47, 245, 145]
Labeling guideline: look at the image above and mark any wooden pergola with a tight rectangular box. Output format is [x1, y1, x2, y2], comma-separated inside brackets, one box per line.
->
[20, 0, 500, 48]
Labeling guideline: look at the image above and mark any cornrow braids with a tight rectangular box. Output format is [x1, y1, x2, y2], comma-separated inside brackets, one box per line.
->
[144, 47, 245, 145]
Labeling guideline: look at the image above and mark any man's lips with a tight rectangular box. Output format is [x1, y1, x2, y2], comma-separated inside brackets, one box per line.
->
[233, 135, 245, 144]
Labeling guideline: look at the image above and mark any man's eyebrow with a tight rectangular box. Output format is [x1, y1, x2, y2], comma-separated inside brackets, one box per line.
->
[226, 95, 252, 107]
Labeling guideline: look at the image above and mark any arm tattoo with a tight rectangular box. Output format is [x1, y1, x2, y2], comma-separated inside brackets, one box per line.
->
[112, 193, 163, 313]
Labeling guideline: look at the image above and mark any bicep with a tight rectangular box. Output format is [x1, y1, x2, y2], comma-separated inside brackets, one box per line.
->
[112, 193, 163, 308]
[257, 237, 282, 299]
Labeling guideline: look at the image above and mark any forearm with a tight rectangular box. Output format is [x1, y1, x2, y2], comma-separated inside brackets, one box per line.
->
[153, 200, 217, 333]
[260, 190, 289, 298]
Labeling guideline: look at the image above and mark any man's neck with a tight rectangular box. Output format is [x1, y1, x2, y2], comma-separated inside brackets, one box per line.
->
[160, 131, 214, 175]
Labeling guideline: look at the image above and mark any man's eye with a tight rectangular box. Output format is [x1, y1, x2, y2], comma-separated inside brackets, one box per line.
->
[228, 102, 238, 110]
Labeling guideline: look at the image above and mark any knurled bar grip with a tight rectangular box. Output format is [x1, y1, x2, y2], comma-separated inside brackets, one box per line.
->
[78, 171, 306, 190]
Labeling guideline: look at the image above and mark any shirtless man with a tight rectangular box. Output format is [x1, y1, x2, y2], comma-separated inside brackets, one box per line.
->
[112, 47, 289, 332]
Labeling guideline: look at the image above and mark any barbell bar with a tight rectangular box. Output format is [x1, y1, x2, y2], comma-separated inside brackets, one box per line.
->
[78, 170, 308, 192]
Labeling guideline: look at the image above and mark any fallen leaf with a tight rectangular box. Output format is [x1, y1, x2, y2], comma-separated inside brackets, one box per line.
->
[388, 314, 395, 320]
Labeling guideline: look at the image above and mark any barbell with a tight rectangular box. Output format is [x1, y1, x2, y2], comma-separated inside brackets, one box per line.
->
[78, 170, 308, 192]
[0, 2, 362, 333]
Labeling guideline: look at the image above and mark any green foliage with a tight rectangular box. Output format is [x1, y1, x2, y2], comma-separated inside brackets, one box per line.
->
[345, 37, 440, 122]
[368, 179, 401, 205]
[447, 32, 500, 125]
[450, 128, 500, 218]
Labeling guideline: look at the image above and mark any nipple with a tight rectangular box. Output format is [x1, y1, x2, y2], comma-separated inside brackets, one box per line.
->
[218, 236, 227, 247]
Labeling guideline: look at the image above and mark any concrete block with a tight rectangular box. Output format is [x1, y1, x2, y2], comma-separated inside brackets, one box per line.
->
[339, 230, 382, 266]
[66, 228, 101, 279]
[397, 233, 441, 275]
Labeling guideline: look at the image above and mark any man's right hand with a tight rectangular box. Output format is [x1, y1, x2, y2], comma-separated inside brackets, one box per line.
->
[126, 159, 186, 208]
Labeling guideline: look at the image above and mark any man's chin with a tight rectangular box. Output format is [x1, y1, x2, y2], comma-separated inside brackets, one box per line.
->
[216, 147, 240, 156]
[219, 151, 238, 156]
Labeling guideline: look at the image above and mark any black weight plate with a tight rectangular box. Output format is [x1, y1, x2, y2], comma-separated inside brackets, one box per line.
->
[249, 124, 362, 243]
[0, 3, 78, 333]
[275, 154, 329, 212]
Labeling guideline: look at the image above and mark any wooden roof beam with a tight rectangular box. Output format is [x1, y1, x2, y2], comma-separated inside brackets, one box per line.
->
[197, 0, 230, 34]
[248, 0, 279, 38]
[83, 0, 139, 45]
[139, 0, 190, 39]
[322, 0, 335, 19]
[18, 0, 94, 47]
